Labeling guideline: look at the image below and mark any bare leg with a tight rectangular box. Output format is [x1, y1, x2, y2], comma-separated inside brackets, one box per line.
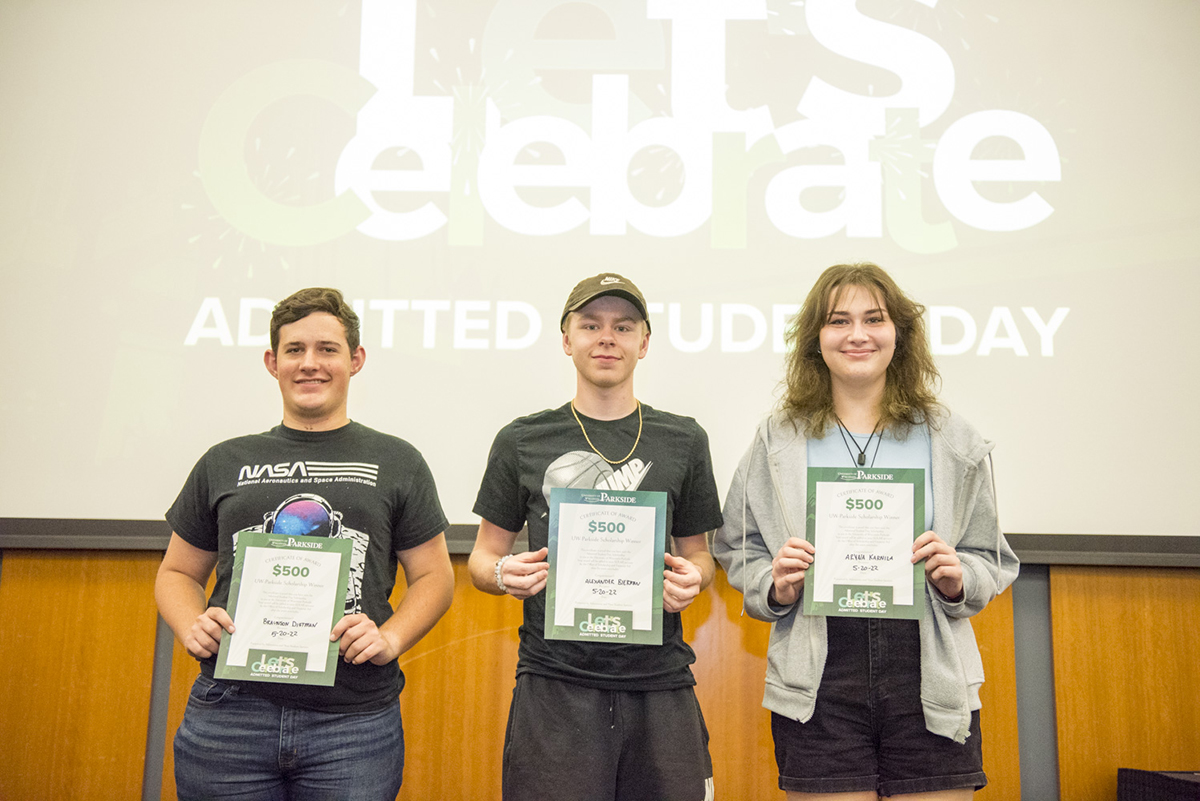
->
[890, 790, 973, 801]
[786, 790, 972, 801]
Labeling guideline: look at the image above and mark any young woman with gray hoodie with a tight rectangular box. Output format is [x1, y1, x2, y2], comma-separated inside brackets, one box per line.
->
[714, 263, 1018, 801]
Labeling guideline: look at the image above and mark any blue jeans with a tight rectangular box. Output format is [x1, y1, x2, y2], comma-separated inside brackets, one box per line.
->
[174, 674, 404, 801]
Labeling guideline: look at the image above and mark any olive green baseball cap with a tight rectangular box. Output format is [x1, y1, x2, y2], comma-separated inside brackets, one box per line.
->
[559, 273, 651, 332]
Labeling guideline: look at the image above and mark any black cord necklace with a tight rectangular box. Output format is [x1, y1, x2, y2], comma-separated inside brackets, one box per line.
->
[834, 415, 882, 467]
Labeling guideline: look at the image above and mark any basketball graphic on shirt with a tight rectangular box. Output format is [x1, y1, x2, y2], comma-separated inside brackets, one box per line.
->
[542, 450, 614, 507]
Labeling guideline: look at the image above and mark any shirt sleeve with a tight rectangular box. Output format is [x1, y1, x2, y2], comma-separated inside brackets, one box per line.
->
[392, 448, 450, 552]
[670, 422, 724, 539]
[472, 423, 528, 534]
[165, 449, 220, 552]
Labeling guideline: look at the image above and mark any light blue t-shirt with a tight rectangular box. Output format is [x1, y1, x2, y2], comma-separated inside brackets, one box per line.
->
[808, 423, 935, 531]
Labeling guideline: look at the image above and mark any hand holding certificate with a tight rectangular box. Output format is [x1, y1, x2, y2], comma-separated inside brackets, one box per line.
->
[662, 552, 704, 613]
[216, 531, 351, 685]
[912, 530, 964, 600]
[544, 488, 667, 645]
[771, 538, 816, 607]
[803, 467, 926, 619]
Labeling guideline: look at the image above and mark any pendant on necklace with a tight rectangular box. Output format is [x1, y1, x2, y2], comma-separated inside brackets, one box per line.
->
[857, 453, 866, 466]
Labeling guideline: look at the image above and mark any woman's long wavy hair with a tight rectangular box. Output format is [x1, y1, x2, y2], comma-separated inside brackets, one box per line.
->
[781, 263, 941, 437]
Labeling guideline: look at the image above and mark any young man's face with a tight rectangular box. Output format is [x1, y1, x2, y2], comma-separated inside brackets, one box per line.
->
[562, 295, 649, 391]
[264, 312, 365, 430]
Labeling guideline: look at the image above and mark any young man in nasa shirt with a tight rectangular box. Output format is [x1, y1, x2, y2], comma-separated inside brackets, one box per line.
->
[155, 287, 454, 800]
[470, 273, 723, 801]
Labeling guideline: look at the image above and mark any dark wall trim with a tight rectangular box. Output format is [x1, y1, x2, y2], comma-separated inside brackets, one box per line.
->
[0, 518, 172, 550]
[1007, 533, 1200, 567]
[3, 519, 1196, 566]
[0, 519, 495, 555]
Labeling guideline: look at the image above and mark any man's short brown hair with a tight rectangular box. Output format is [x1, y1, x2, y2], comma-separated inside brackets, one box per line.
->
[269, 288, 360, 353]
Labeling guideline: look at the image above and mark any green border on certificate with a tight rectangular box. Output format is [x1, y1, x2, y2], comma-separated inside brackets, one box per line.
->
[545, 488, 667, 645]
[803, 467, 926, 620]
[216, 531, 351, 686]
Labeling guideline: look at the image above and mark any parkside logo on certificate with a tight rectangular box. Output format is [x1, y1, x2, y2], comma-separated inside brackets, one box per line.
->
[804, 468, 926, 620]
[545, 488, 667, 645]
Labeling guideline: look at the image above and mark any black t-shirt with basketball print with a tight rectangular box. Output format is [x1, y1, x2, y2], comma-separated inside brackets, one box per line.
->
[473, 403, 723, 691]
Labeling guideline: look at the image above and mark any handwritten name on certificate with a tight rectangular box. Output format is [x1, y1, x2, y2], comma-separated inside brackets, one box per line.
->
[803, 468, 926, 620]
[216, 531, 351, 686]
[545, 488, 667, 645]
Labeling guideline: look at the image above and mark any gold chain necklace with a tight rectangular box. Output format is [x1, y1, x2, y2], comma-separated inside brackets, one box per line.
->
[570, 400, 642, 465]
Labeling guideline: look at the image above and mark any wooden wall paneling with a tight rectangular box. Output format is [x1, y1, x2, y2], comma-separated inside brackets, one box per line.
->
[689, 568, 782, 799]
[973, 587, 1021, 800]
[1051, 566, 1200, 801]
[393, 557, 522, 801]
[0, 550, 161, 801]
[160, 571, 216, 801]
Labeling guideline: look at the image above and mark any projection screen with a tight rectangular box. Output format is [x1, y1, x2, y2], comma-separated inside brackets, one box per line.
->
[1, 0, 1197, 548]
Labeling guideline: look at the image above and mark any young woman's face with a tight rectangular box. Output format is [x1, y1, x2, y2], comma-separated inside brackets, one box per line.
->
[818, 285, 897, 391]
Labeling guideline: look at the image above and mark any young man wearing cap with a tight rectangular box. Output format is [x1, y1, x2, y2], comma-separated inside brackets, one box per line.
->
[469, 273, 722, 801]
[155, 287, 454, 800]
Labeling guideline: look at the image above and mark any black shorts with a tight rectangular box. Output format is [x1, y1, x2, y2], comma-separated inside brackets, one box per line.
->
[772, 617, 987, 797]
[503, 673, 714, 801]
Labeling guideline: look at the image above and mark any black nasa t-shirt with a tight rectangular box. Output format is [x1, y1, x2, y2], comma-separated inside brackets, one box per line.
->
[167, 422, 448, 713]
[473, 403, 723, 691]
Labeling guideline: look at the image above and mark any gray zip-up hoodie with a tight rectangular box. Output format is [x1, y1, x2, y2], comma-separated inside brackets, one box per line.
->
[713, 409, 1019, 744]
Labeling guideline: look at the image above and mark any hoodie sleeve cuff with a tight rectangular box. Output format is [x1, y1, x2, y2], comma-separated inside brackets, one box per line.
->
[937, 560, 983, 616]
[746, 566, 793, 621]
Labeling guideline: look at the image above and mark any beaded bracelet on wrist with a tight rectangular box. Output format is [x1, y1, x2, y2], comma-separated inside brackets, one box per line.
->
[494, 554, 514, 593]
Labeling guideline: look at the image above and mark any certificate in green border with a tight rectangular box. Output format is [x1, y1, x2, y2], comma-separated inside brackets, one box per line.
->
[216, 531, 351, 685]
[545, 488, 667, 645]
[803, 467, 925, 620]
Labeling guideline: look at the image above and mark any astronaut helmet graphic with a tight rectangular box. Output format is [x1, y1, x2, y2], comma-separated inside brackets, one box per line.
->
[263, 493, 344, 538]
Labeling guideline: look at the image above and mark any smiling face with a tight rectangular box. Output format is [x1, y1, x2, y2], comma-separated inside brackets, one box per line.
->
[562, 295, 649, 393]
[264, 311, 365, 430]
[818, 284, 896, 394]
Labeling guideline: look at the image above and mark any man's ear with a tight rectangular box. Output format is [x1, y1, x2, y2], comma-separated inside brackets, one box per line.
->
[562, 330, 573, 356]
[350, 346, 366, 376]
[264, 348, 278, 378]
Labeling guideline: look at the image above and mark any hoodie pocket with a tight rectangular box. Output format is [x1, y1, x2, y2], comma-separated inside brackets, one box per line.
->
[952, 618, 985, 690]
[765, 610, 819, 695]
